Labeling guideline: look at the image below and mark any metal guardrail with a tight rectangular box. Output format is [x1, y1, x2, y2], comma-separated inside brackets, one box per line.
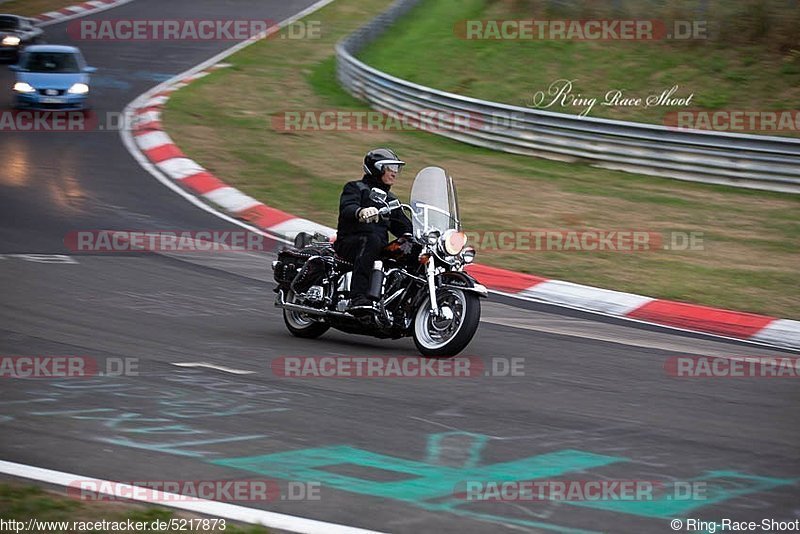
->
[336, 0, 800, 193]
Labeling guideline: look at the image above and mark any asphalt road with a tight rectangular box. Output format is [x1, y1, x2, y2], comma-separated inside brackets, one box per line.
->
[1, 2, 798, 533]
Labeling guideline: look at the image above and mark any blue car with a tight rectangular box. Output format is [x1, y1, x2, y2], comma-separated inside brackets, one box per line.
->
[10, 45, 96, 110]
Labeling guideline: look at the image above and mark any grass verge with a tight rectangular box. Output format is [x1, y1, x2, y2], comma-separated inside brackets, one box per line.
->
[0, 482, 269, 533]
[359, 0, 800, 133]
[162, 0, 800, 318]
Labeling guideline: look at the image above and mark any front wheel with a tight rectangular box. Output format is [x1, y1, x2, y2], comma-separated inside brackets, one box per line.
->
[413, 288, 481, 357]
[282, 290, 330, 339]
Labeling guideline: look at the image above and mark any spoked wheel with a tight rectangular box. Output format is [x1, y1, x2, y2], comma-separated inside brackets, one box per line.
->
[283, 290, 330, 339]
[413, 288, 481, 357]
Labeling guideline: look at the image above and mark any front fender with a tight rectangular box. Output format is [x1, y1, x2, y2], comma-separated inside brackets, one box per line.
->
[437, 271, 489, 298]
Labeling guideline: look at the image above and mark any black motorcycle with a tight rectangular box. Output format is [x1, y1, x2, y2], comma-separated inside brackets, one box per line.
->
[272, 166, 486, 357]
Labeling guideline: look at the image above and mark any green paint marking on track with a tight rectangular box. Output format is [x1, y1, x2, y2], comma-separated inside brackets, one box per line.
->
[211, 433, 798, 531]
[568, 470, 799, 518]
[213, 443, 623, 503]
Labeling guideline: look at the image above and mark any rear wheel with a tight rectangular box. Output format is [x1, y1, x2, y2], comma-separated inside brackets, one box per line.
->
[282, 290, 330, 339]
[413, 288, 481, 357]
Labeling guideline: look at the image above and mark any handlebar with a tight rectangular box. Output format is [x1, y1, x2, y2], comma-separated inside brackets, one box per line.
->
[377, 200, 407, 216]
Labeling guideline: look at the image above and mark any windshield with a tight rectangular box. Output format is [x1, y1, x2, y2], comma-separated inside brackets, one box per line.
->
[409, 166, 460, 238]
[23, 52, 81, 73]
[0, 16, 18, 31]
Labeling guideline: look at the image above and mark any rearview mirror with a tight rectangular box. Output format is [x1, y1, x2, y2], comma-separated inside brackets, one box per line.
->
[369, 187, 387, 204]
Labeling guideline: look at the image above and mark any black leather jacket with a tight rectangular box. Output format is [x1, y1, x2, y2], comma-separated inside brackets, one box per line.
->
[336, 176, 412, 246]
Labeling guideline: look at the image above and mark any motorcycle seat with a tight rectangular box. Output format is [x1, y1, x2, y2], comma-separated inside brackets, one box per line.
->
[279, 246, 353, 272]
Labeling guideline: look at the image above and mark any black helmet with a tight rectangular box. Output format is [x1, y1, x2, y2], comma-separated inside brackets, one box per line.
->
[363, 148, 405, 177]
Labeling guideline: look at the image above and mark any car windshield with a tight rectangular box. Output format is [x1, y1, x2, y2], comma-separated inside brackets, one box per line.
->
[0, 16, 19, 30]
[23, 52, 81, 73]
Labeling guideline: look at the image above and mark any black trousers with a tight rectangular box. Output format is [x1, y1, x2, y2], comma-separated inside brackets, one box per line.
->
[334, 233, 383, 298]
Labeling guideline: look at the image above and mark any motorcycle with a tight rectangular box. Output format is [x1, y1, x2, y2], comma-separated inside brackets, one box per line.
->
[271, 166, 487, 357]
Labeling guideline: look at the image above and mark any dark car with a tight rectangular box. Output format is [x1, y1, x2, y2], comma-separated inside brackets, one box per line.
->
[0, 14, 44, 62]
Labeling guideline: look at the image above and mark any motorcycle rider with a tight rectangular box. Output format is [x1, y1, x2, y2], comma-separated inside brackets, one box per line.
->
[335, 148, 412, 312]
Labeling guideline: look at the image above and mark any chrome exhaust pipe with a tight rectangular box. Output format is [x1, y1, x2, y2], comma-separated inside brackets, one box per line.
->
[275, 290, 353, 319]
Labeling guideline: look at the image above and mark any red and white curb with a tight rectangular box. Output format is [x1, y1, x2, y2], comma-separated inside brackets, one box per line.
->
[118, 3, 800, 352]
[32, 0, 134, 27]
[13, 5, 389, 534]
[128, 64, 333, 242]
[462, 264, 800, 350]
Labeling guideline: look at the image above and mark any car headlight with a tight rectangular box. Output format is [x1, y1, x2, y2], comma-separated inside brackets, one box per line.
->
[440, 229, 467, 256]
[13, 82, 35, 93]
[67, 83, 89, 95]
[2, 36, 21, 46]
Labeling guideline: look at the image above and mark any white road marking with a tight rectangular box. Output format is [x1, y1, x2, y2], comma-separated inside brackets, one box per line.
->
[0, 460, 387, 534]
[171, 362, 255, 375]
[0, 254, 78, 264]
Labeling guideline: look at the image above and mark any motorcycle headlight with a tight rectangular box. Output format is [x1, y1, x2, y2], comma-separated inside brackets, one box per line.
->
[461, 246, 476, 264]
[68, 83, 89, 95]
[13, 82, 35, 93]
[441, 229, 467, 256]
[2, 36, 21, 46]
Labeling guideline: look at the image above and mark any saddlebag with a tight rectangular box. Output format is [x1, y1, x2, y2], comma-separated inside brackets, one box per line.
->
[273, 245, 353, 286]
